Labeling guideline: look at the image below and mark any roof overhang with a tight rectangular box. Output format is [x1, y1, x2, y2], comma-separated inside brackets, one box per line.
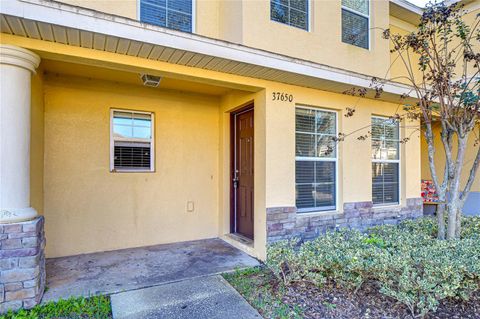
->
[1, 0, 415, 102]
[389, 0, 423, 26]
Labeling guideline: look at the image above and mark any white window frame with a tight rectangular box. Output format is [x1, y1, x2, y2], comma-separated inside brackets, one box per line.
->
[110, 108, 155, 173]
[295, 105, 339, 213]
[270, 0, 311, 32]
[341, 0, 371, 50]
[371, 115, 400, 206]
[137, 0, 196, 33]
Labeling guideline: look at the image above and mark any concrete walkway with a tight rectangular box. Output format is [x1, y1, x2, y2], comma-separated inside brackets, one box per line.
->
[110, 275, 262, 319]
[43, 238, 259, 302]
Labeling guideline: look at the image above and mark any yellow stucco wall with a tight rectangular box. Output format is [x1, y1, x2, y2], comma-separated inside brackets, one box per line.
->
[389, 2, 480, 84]
[43, 74, 221, 257]
[389, 18, 423, 85]
[240, 0, 391, 79]
[30, 65, 45, 215]
[457, 2, 480, 79]
[52, 0, 409, 79]
[54, 0, 221, 39]
[55, 0, 138, 19]
[421, 124, 480, 193]
[262, 85, 421, 207]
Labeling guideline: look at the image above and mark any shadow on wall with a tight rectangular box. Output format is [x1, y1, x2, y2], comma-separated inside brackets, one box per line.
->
[423, 192, 480, 216]
[463, 192, 480, 216]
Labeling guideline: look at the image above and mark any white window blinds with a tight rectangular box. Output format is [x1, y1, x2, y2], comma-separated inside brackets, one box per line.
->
[342, 0, 369, 49]
[295, 107, 337, 212]
[140, 0, 193, 33]
[371, 117, 400, 205]
[271, 0, 309, 31]
[111, 110, 154, 172]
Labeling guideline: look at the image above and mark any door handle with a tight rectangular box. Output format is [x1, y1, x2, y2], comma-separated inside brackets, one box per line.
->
[233, 170, 239, 188]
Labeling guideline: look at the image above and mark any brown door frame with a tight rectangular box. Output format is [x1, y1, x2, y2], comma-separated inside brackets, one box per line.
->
[230, 104, 254, 236]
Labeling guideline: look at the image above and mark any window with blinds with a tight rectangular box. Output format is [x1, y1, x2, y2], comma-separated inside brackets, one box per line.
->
[295, 107, 337, 212]
[111, 110, 154, 172]
[140, 0, 193, 33]
[271, 0, 309, 31]
[371, 116, 400, 205]
[342, 0, 369, 49]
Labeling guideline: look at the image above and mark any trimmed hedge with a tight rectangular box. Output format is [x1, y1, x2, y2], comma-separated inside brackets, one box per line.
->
[266, 217, 480, 318]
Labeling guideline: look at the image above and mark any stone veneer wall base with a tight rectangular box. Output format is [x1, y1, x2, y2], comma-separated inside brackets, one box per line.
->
[0, 216, 46, 314]
[267, 198, 423, 242]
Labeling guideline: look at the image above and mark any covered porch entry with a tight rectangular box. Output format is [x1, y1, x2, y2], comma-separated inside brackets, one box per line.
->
[43, 238, 259, 302]
[23, 47, 268, 261]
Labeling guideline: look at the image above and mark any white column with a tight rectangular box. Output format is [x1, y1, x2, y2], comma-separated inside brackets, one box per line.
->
[0, 45, 40, 223]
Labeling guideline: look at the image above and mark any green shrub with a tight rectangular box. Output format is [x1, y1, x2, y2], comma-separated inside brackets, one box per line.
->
[266, 217, 480, 318]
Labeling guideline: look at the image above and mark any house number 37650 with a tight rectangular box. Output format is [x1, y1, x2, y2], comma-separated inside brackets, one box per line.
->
[272, 92, 294, 102]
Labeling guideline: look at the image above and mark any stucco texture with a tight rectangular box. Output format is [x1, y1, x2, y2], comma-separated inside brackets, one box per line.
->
[43, 75, 221, 257]
[54, 0, 402, 80]
[421, 124, 480, 193]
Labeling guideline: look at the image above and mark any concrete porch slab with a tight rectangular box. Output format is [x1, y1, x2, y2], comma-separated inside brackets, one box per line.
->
[43, 238, 259, 302]
[110, 275, 261, 319]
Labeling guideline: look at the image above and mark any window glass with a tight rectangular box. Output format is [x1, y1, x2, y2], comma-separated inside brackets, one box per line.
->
[342, 0, 369, 49]
[111, 110, 154, 171]
[371, 117, 399, 160]
[342, 0, 369, 15]
[342, 9, 369, 49]
[372, 163, 399, 205]
[371, 117, 400, 205]
[140, 0, 193, 33]
[113, 111, 152, 139]
[271, 0, 309, 31]
[295, 107, 337, 212]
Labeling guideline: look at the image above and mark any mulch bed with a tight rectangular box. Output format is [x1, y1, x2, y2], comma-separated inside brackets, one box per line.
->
[264, 272, 480, 319]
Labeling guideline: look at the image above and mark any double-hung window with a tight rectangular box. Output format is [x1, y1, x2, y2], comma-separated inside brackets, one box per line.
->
[140, 0, 193, 33]
[111, 110, 154, 172]
[271, 0, 309, 31]
[295, 107, 337, 212]
[371, 117, 400, 205]
[342, 0, 369, 49]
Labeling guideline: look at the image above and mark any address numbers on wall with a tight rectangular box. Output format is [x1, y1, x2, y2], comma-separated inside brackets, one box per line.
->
[272, 92, 294, 102]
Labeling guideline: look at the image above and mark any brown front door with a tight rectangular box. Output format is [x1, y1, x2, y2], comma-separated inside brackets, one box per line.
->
[232, 107, 254, 239]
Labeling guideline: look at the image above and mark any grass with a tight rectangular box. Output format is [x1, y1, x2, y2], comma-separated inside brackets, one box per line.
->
[222, 267, 303, 319]
[1, 295, 112, 319]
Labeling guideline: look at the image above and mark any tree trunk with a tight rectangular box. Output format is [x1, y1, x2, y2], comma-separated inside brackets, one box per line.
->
[455, 208, 462, 238]
[436, 203, 446, 239]
[446, 136, 468, 239]
[446, 204, 457, 239]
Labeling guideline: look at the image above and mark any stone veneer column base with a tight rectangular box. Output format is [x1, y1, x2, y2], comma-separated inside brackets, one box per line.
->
[267, 198, 423, 243]
[0, 216, 46, 313]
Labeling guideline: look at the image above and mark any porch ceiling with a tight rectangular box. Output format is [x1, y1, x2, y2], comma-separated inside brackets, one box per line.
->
[1, 0, 414, 102]
[41, 59, 235, 96]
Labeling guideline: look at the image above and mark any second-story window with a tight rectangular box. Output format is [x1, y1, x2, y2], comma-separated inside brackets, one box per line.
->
[140, 0, 193, 33]
[271, 0, 309, 31]
[342, 0, 369, 49]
